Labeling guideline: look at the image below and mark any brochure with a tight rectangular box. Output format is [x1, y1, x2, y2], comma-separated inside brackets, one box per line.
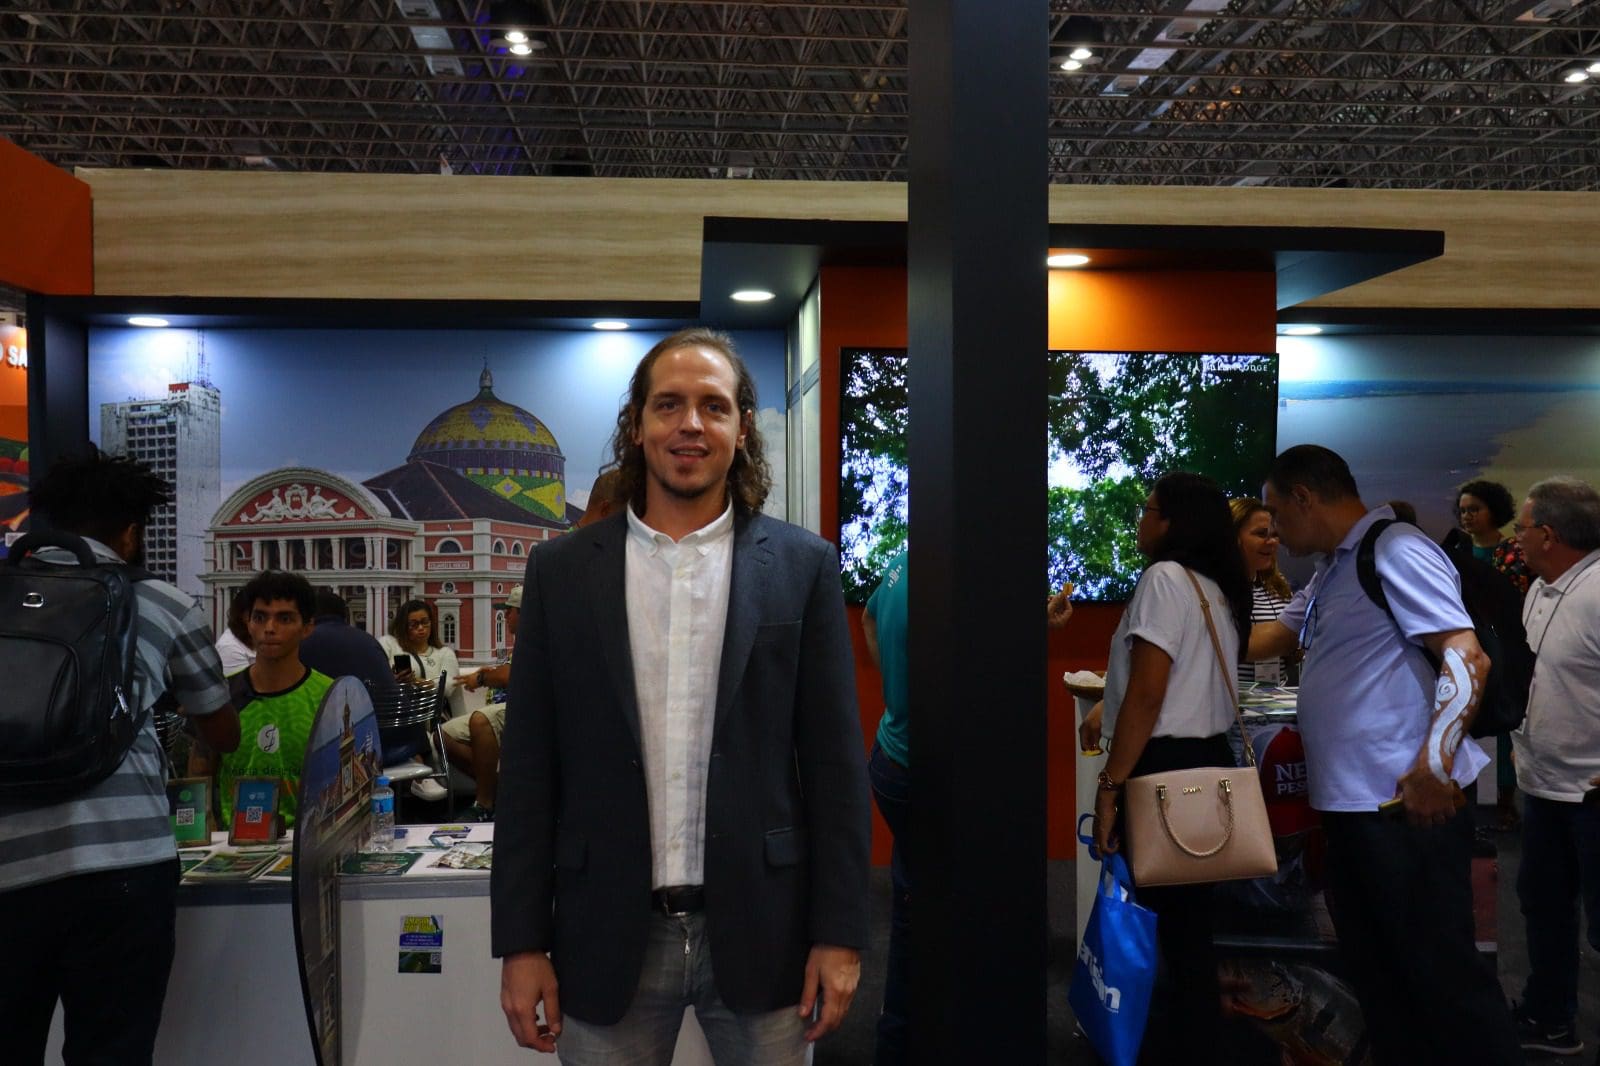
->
[340, 851, 421, 877]
[432, 842, 493, 870]
[185, 849, 280, 881]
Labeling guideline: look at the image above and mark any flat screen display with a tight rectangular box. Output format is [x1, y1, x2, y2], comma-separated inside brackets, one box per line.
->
[838, 348, 1279, 603]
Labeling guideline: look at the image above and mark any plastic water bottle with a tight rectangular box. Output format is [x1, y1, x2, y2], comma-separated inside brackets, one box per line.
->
[370, 776, 396, 852]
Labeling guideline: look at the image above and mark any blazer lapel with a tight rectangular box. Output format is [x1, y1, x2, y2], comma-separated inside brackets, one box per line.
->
[588, 515, 643, 752]
[713, 511, 773, 742]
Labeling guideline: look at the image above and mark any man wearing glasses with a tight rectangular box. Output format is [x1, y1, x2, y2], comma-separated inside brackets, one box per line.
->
[1249, 444, 1518, 1065]
[1506, 476, 1600, 1058]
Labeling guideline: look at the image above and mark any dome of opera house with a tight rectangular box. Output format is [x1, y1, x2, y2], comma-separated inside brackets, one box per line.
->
[408, 367, 565, 483]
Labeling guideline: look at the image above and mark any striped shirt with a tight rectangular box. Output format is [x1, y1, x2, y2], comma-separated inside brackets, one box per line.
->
[0, 538, 231, 891]
[1239, 581, 1292, 685]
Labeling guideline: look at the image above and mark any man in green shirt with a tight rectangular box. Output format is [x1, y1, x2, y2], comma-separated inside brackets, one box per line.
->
[213, 571, 332, 828]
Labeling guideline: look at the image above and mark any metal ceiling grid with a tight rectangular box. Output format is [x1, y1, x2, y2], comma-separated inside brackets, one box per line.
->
[1, 1, 1597, 189]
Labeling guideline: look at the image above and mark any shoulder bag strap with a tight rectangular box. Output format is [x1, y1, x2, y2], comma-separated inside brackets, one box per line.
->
[1181, 567, 1255, 768]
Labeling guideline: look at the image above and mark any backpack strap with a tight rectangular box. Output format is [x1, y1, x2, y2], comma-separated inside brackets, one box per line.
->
[8, 529, 155, 582]
[1355, 517, 1442, 670]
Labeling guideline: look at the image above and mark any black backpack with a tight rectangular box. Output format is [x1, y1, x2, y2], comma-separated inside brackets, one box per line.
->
[1356, 519, 1532, 738]
[0, 531, 154, 802]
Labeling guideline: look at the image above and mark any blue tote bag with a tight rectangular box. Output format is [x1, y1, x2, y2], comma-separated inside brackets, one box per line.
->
[1069, 816, 1158, 1066]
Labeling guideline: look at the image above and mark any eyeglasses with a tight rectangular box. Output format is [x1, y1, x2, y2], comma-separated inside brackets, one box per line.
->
[1457, 504, 1485, 517]
[1513, 521, 1547, 538]
[407, 618, 432, 629]
[1298, 594, 1319, 652]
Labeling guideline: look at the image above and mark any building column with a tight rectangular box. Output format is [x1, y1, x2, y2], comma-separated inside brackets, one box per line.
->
[907, 0, 1048, 1060]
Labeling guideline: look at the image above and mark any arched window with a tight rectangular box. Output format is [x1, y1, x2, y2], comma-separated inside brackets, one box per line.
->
[492, 539, 506, 554]
[442, 612, 458, 646]
[436, 538, 462, 554]
[494, 610, 506, 648]
[511, 542, 524, 557]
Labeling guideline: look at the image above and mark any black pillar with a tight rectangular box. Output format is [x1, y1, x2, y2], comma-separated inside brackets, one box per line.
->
[907, 1, 1049, 1062]
[25, 295, 89, 482]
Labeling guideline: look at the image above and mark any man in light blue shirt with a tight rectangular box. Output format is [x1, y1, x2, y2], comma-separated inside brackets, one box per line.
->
[1250, 445, 1518, 1065]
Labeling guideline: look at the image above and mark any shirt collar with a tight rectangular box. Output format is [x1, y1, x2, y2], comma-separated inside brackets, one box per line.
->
[34, 535, 124, 565]
[1547, 548, 1600, 593]
[1313, 504, 1394, 576]
[626, 501, 735, 558]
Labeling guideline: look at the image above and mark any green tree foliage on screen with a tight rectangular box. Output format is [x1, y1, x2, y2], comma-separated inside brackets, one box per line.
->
[838, 349, 1277, 603]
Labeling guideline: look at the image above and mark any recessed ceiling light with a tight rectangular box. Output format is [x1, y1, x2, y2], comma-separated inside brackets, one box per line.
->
[1059, 58, 1083, 71]
[591, 320, 628, 331]
[1046, 253, 1090, 268]
[505, 29, 528, 44]
[1589, 61, 1600, 75]
[509, 42, 534, 56]
[1280, 325, 1322, 336]
[127, 316, 169, 328]
[1069, 47, 1094, 61]
[730, 289, 775, 303]
[1564, 69, 1589, 84]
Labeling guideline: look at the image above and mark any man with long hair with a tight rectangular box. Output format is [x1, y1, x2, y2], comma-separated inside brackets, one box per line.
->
[492, 328, 870, 1064]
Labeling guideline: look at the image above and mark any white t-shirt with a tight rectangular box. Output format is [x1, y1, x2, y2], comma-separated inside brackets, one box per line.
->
[1103, 561, 1240, 739]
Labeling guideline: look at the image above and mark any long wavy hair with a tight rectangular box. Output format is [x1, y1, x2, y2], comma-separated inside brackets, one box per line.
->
[1147, 473, 1253, 655]
[1229, 497, 1292, 601]
[389, 598, 441, 649]
[604, 327, 773, 516]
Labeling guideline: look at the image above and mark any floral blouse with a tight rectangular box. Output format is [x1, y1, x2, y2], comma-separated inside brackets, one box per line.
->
[1490, 535, 1530, 596]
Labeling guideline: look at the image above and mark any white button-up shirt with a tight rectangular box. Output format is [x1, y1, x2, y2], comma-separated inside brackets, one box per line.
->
[1516, 549, 1600, 802]
[625, 502, 735, 890]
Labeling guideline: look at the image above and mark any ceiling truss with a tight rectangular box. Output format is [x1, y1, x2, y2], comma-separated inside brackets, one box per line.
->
[1, 0, 1597, 189]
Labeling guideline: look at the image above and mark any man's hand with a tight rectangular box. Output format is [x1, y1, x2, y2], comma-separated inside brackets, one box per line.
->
[799, 944, 860, 1042]
[463, 670, 483, 692]
[501, 951, 561, 1053]
[1047, 584, 1075, 629]
[1395, 765, 1466, 828]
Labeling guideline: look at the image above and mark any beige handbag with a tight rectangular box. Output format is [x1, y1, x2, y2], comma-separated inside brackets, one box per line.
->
[1122, 569, 1278, 888]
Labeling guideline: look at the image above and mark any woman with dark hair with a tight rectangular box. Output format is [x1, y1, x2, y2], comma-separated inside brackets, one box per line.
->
[214, 585, 256, 677]
[1091, 472, 1252, 1063]
[1230, 497, 1294, 684]
[379, 597, 462, 710]
[1456, 478, 1530, 594]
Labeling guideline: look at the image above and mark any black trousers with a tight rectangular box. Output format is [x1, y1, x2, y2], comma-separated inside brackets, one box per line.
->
[3, 859, 180, 1066]
[1321, 793, 1522, 1066]
[1122, 733, 1233, 1066]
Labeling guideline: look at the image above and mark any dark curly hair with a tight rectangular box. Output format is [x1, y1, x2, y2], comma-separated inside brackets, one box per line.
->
[1456, 479, 1516, 529]
[239, 570, 315, 623]
[1148, 473, 1253, 657]
[605, 327, 772, 517]
[30, 446, 171, 545]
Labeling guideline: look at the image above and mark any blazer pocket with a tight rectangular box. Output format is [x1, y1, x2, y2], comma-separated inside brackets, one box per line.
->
[555, 832, 587, 871]
[753, 620, 801, 646]
[764, 826, 806, 867]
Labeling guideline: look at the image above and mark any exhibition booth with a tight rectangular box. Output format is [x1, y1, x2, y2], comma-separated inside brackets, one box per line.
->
[9, 150, 1600, 1062]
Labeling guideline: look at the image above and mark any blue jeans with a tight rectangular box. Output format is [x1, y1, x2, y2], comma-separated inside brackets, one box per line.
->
[556, 910, 807, 1066]
[1517, 793, 1600, 1030]
[867, 742, 909, 1066]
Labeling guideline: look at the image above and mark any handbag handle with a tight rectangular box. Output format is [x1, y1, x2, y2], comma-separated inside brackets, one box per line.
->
[1155, 777, 1236, 858]
[1181, 567, 1256, 769]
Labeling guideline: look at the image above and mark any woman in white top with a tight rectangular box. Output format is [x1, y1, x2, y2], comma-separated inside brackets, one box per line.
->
[214, 587, 255, 677]
[378, 598, 461, 711]
[1230, 497, 1294, 684]
[1091, 472, 1253, 1064]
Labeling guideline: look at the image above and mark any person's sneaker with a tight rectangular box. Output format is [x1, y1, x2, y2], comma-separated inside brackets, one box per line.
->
[1515, 1006, 1584, 1056]
[468, 802, 494, 823]
[410, 777, 448, 803]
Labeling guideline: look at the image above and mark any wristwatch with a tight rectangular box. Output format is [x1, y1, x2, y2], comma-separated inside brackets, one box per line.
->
[1096, 770, 1123, 793]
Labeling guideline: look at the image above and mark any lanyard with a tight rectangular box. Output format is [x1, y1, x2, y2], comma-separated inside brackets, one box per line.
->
[1529, 555, 1600, 658]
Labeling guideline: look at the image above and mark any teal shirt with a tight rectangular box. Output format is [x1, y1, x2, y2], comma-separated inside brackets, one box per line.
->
[867, 550, 910, 768]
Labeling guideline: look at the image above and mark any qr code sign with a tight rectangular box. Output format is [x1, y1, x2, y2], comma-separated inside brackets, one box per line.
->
[176, 809, 195, 826]
[245, 806, 264, 824]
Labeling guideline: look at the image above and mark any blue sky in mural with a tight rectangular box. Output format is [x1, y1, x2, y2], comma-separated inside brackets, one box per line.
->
[89, 327, 787, 505]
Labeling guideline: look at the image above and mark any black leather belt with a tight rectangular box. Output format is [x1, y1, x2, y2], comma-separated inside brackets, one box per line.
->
[652, 885, 705, 917]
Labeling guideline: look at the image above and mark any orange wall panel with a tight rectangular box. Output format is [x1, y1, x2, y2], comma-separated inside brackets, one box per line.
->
[1049, 269, 1275, 353]
[0, 142, 93, 295]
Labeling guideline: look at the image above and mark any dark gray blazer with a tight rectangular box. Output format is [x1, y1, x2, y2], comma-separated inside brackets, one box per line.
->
[490, 508, 871, 1023]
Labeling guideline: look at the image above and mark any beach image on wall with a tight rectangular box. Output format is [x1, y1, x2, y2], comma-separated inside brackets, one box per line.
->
[1274, 334, 1600, 561]
[90, 326, 787, 655]
[838, 348, 1279, 602]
